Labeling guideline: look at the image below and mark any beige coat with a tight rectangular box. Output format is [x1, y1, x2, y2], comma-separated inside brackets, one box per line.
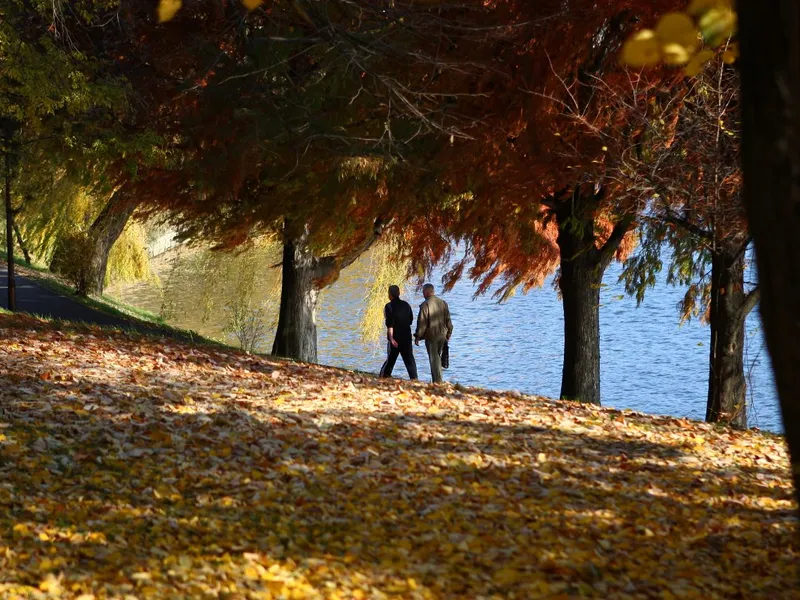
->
[414, 296, 453, 342]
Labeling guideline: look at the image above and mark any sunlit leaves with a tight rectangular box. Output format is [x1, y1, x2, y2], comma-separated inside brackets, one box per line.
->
[157, 0, 182, 24]
[0, 10, 125, 136]
[158, 0, 263, 22]
[690, 0, 738, 46]
[721, 44, 740, 64]
[621, 1, 738, 76]
[685, 49, 716, 76]
[621, 30, 662, 67]
[655, 13, 701, 53]
[621, 12, 701, 68]
[0, 313, 796, 598]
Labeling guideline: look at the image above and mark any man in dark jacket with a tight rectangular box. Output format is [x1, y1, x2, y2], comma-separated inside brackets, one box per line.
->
[414, 283, 453, 383]
[379, 285, 418, 380]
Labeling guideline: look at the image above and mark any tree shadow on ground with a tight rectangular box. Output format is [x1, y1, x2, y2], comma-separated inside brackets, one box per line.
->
[0, 317, 796, 598]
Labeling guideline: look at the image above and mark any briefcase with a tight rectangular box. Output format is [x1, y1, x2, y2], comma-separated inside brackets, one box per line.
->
[441, 341, 450, 370]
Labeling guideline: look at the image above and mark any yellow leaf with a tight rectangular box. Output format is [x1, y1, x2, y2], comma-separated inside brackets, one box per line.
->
[244, 565, 260, 580]
[242, 0, 264, 9]
[655, 12, 700, 51]
[621, 30, 661, 68]
[687, 0, 731, 17]
[698, 6, 737, 46]
[157, 0, 182, 23]
[722, 44, 739, 64]
[87, 532, 107, 544]
[39, 574, 63, 594]
[662, 43, 691, 65]
[684, 49, 715, 76]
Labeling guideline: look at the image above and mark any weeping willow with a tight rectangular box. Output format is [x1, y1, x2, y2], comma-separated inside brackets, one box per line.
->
[8, 173, 92, 264]
[155, 237, 283, 337]
[359, 237, 411, 343]
[5, 165, 154, 287]
[105, 221, 154, 288]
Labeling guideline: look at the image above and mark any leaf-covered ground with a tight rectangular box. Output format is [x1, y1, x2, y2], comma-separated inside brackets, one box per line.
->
[0, 314, 796, 599]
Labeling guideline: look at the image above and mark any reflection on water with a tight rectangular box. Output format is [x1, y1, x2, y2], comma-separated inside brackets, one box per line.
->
[110, 247, 781, 432]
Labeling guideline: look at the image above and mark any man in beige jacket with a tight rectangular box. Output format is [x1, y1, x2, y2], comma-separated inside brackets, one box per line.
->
[414, 283, 453, 383]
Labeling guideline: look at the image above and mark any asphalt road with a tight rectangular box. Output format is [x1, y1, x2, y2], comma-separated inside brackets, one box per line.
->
[0, 264, 174, 336]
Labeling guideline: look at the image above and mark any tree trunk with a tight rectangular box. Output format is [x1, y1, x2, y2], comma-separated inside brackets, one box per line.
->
[558, 247, 602, 404]
[270, 217, 384, 363]
[739, 1, 800, 509]
[4, 152, 15, 312]
[13, 221, 30, 264]
[555, 206, 603, 405]
[706, 249, 747, 427]
[85, 185, 139, 296]
[271, 225, 319, 363]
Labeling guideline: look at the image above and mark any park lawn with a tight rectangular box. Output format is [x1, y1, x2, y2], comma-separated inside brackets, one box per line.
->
[0, 313, 795, 599]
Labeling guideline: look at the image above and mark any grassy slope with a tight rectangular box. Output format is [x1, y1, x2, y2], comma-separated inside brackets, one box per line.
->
[0, 255, 232, 350]
[0, 252, 166, 321]
[0, 313, 796, 599]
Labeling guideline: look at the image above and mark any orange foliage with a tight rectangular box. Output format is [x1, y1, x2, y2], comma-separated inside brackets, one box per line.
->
[390, 1, 688, 295]
[81, 1, 692, 284]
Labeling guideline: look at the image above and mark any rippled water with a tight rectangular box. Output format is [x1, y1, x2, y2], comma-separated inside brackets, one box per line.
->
[111, 248, 781, 432]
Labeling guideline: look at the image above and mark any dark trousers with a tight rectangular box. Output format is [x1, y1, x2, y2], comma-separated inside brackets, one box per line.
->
[380, 338, 418, 380]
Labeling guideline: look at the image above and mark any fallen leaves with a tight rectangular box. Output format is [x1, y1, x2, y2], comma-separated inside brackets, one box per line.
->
[0, 313, 796, 598]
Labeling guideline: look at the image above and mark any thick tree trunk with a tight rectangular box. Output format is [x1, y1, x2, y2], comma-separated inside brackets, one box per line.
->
[553, 189, 633, 405]
[739, 1, 800, 509]
[4, 152, 15, 311]
[706, 250, 747, 427]
[270, 217, 385, 363]
[85, 185, 139, 296]
[558, 241, 603, 404]
[555, 203, 603, 405]
[271, 226, 319, 363]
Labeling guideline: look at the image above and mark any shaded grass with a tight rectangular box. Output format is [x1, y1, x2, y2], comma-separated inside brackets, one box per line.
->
[0, 249, 50, 274]
[0, 253, 238, 352]
[1, 250, 166, 323]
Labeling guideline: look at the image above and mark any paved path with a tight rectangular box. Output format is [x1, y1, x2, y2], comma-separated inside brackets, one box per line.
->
[0, 265, 176, 336]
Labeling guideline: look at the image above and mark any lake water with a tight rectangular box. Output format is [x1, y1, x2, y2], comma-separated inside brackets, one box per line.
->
[110, 247, 782, 432]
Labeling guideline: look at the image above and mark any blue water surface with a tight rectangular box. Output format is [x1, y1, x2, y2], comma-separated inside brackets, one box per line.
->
[318, 258, 781, 432]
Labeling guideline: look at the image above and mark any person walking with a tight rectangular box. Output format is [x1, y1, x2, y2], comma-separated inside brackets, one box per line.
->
[414, 283, 453, 383]
[379, 285, 418, 380]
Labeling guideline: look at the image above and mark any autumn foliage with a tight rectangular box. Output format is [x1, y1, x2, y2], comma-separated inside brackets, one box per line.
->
[0, 313, 795, 597]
